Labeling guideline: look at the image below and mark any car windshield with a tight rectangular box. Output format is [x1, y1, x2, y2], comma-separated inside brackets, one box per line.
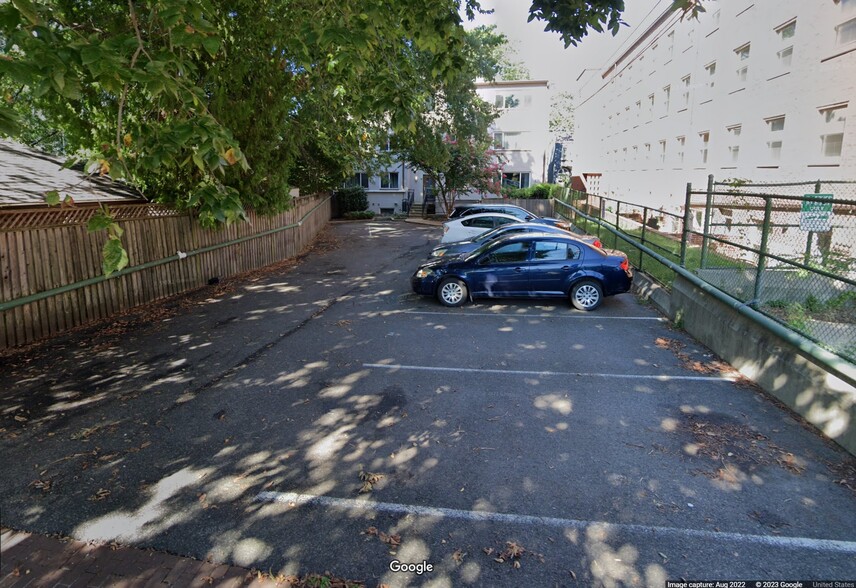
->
[474, 225, 521, 244]
[465, 238, 509, 261]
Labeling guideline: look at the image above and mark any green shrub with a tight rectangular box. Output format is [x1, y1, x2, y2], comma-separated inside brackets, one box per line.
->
[335, 186, 368, 214]
[343, 210, 375, 220]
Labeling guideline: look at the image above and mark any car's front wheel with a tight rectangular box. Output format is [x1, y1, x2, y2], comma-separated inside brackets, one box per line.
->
[437, 278, 468, 307]
[570, 279, 603, 311]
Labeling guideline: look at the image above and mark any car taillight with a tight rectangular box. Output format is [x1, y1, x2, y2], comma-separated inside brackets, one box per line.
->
[620, 258, 629, 272]
[593, 239, 603, 249]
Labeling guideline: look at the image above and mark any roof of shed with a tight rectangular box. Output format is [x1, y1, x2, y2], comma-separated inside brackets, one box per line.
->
[0, 139, 146, 208]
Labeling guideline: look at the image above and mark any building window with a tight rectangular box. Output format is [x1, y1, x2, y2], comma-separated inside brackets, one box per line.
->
[493, 132, 504, 149]
[380, 172, 399, 189]
[727, 125, 741, 162]
[493, 131, 520, 150]
[659, 140, 666, 163]
[663, 85, 671, 114]
[644, 143, 651, 161]
[501, 172, 530, 188]
[676, 136, 685, 163]
[345, 173, 369, 188]
[666, 31, 675, 59]
[735, 43, 750, 82]
[777, 20, 796, 41]
[699, 131, 709, 164]
[495, 94, 521, 109]
[705, 62, 716, 89]
[681, 75, 691, 108]
[819, 104, 847, 158]
[767, 116, 786, 132]
[765, 115, 785, 160]
[836, 17, 856, 46]
[647, 94, 655, 120]
[777, 46, 793, 68]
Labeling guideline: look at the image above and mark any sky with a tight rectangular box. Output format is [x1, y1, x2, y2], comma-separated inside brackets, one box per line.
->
[465, 0, 668, 96]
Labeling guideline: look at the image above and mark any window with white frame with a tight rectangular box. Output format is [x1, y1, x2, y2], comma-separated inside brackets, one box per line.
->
[494, 94, 521, 109]
[663, 85, 671, 114]
[501, 172, 530, 188]
[765, 115, 785, 160]
[676, 136, 685, 163]
[380, 172, 399, 189]
[836, 17, 856, 46]
[698, 131, 710, 164]
[705, 62, 716, 89]
[345, 173, 369, 189]
[735, 43, 750, 82]
[493, 131, 521, 150]
[775, 20, 796, 69]
[666, 31, 675, 59]
[632, 145, 638, 161]
[648, 94, 655, 120]
[819, 103, 847, 158]
[644, 143, 651, 162]
[726, 125, 742, 162]
[659, 140, 666, 163]
[681, 75, 691, 109]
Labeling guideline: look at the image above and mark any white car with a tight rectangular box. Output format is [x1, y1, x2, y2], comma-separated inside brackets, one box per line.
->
[440, 212, 521, 243]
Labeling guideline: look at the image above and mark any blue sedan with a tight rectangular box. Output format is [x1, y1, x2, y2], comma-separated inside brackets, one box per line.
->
[430, 222, 601, 258]
[412, 233, 632, 310]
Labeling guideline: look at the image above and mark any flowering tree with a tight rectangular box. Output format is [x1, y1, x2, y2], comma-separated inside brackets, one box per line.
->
[409, 134, 504, 216]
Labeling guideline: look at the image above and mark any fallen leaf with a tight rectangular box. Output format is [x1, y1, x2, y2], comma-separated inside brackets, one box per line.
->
[452, 549, 466, 564]
[14, 415, 27, 422]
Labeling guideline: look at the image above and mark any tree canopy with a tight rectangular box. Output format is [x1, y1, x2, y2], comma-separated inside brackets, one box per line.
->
[1, 0, 704, 221]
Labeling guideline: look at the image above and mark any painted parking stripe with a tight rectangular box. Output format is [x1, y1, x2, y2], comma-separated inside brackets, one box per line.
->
[404, 310, 665, 321]
[363, 363, 739, 383]
[254, 491, 856, 554]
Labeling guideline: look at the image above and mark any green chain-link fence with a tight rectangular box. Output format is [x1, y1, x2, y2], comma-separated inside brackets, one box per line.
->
[554, 179, 856, 363]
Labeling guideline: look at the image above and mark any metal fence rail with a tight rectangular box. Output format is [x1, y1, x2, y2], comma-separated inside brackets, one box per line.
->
[555, 179, 856, 364]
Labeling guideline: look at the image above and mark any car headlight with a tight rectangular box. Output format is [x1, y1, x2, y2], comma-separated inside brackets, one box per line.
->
[432, 249, 447, 257]
[415, 268, 434, 278]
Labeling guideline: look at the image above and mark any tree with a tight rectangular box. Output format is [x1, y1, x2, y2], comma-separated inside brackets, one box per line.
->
[549, 90, 574, 142]
[527, 0, 705, 47]
[466, 25, 529, 81]
[396, 27, 505, 216]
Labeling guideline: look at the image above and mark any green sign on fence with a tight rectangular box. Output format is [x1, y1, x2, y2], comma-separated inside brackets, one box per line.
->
[800, 193, 833, 232]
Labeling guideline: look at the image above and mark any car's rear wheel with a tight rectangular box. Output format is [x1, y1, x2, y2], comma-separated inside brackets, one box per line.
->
[570, 279, 603, 311]
[437, 278, 468, 307]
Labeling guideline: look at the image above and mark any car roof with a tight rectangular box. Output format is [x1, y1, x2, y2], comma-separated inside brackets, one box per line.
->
[486, 231, 596, 248]
[445, 212, 522, 224]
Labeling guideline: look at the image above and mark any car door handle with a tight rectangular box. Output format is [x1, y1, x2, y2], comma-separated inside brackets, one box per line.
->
[561, 265, 571, 270]
[514, 267, 525, 272]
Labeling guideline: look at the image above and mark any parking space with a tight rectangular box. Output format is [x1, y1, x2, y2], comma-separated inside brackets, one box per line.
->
[1, 221, 855, 587]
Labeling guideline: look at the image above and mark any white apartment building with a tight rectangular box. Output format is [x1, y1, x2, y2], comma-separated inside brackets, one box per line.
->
[475, 80, 554, 192]
[573, 0, 856, 208]
[351, 79, 555, 213]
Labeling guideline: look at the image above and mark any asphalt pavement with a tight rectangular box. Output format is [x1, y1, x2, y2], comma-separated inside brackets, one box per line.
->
[1, 220, 855, 587]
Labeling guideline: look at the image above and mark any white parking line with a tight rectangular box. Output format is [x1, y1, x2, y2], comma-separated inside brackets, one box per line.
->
[254, 491, 856, 554]
[405, 310, 665, 321]
[363, 363, 739, 383]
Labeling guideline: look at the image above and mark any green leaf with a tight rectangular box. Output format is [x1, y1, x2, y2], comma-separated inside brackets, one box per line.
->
[201, 35, 220, 56]
[87, 209, 115, 232]
[11, 0, 39, 25]
[102, 236, 129, 277]
[44, 190, 60, 206]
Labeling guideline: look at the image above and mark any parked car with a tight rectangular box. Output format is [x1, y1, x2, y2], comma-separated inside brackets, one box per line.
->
[412, 233, 633, 310]
[440, 212, 522, 243]
[430, 222, 600, 258]
[449, 203, 571, 231]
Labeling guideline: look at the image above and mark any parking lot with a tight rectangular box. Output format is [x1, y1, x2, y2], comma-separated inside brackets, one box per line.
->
[1, 220, 855, 587]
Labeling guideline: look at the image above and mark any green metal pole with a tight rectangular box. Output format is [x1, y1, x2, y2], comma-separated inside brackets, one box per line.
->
[700, 174, 714, 269]
[680, 182, 692, 267]
[640, 206, 648, 271]
[753, 196, 774, 307]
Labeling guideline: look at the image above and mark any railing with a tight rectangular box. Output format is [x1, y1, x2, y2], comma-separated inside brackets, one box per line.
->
[403, 189, 415, 214]
[554, 180, 856, 364]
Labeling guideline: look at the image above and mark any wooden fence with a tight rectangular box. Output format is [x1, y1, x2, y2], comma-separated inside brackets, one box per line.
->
[0, 194, 331, 350]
